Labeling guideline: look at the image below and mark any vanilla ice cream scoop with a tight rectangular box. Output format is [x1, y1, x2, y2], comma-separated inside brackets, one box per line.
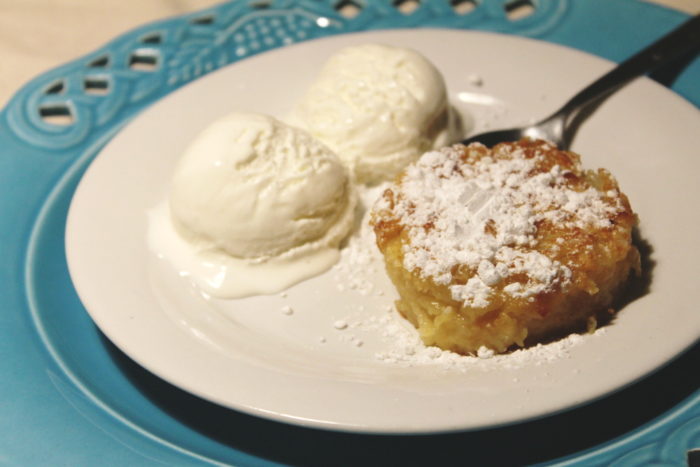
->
[155, 112, 356, 297]
[291, 43, 461, 183]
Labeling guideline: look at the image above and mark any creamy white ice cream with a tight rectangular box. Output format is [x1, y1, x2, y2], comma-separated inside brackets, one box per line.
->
[156, 112, 356, 298]
[291, 43, 462, 183]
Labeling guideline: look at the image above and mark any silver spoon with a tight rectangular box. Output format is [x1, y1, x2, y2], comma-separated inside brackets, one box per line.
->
[461, 13, 700, 150]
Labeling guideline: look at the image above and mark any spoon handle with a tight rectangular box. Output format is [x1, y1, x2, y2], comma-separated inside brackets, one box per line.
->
[556, 13, 700, 121]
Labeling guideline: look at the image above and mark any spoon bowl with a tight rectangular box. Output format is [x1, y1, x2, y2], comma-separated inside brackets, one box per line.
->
[462, 13, 700, 150]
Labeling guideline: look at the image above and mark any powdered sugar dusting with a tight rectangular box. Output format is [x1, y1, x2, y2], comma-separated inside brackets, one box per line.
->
[374, 141, 623, 307]
[327, 181, 605, 371]
[332, 186, 387, 297]
[373, 310, 606, 371]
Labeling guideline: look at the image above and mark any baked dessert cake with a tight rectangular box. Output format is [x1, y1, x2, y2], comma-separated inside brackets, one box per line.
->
[371, 139, 640, 355]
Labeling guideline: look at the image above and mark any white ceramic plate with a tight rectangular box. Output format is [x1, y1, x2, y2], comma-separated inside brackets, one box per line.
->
[66, 29, 700, 433]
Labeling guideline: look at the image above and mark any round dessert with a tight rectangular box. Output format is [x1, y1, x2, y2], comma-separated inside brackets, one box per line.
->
[161, 112, 356, 298]
[371, 139, 640, 354]
[291, 43, 462, 184]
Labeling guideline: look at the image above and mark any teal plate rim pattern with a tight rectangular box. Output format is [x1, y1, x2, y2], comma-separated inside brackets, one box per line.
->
[1, 0, 698, 465]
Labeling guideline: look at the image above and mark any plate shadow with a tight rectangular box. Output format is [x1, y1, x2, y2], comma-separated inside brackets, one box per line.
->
[102, 331, 698, 466]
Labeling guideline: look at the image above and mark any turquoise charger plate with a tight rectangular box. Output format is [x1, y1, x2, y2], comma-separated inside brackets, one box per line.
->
[1, 0, 698, 465]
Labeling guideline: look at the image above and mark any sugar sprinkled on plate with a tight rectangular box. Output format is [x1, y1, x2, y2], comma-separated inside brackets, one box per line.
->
[326, 181, 605, 370]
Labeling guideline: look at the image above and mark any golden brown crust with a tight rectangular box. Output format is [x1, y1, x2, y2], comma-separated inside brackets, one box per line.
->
[371, 139, 640, 354]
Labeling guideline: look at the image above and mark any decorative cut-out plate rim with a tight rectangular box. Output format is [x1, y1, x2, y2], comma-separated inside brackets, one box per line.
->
[1, 0, 698, 465]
